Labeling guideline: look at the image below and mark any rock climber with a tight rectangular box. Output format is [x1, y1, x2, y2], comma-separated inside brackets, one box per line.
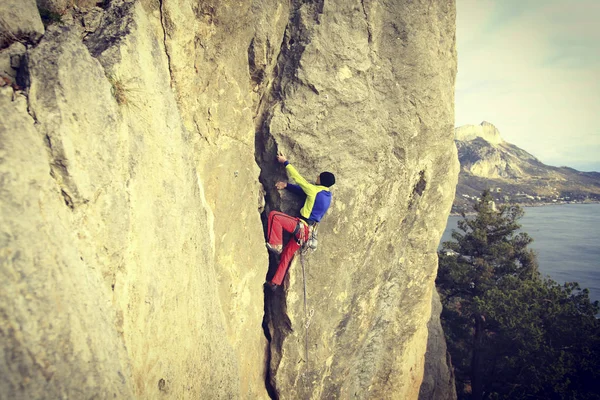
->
[266, 153, 335, 290]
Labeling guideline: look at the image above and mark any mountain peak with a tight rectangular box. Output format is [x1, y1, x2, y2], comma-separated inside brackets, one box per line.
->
[455, 121, 503, 145]
[453, 123, 600, 213]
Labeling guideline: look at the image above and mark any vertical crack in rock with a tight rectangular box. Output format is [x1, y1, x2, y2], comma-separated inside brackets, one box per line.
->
[409, 170, 427, 209]
[18, 43, 80, 211]
[414, 170, 427, 196]
[41, 120, 79, 211]
[252, 1, 324, 398]
[158, 0, 174, 88]
[248, 38, 266, 87]
[45, 133, 77, 210]
[360, 0, 372, 44]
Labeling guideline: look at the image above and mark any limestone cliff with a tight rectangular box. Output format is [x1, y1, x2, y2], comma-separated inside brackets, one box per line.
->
[454, 121, 503, 145]
[418, 288, 457, 400]
[0, 0, 458, 399]
[453, 122, 600, 212]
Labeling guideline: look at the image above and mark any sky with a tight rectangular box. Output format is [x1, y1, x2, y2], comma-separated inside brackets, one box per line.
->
[455, 0, 600, 171]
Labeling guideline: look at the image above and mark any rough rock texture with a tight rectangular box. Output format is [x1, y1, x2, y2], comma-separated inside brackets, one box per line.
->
[0, 42, 27, 83]
[141, 0, 287, 395]
[0, 85, 135, 399]
[453, 122, 600, 212]
[454, 121, 503, 145]
[260, 1, 458, 399]
[0, 0, 458, 399]
[455, 122, 530, 180]
[36, 0, 101, 15]
[0, 0, 44, 49]
[36, 0, 69, 15]
[419, 288, 457, 400]
[2, 1, 267, 398]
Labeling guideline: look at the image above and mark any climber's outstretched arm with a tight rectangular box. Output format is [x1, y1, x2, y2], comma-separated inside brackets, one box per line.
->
[276, 153, 318, 196]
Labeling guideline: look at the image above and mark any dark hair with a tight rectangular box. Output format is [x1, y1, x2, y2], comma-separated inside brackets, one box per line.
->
[319, 171, 335, 187]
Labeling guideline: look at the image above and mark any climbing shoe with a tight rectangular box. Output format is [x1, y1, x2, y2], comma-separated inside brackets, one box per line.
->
[266, 243, 282, 255]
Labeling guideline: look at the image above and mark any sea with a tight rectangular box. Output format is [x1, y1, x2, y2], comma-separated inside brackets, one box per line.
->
[440, 203, 600, 305]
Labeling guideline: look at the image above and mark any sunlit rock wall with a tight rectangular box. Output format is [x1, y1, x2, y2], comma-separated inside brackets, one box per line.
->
[259, 1, 458, 398]
[419, 287, 458, 400]
[1, 1, 267, 398]
[0, 0, 458, 399]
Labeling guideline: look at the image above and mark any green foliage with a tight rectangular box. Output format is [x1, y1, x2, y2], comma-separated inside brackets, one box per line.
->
[437, 190, 600, 400]
[477, 278, 600, 399]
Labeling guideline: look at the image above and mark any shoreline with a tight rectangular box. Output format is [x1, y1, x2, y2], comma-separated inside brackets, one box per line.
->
[443, 203, 600, 308]
[449, 200, 600, 216]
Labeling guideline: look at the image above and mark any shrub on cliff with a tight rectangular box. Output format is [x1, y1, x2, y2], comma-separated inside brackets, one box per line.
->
[437, 190, 600, 400]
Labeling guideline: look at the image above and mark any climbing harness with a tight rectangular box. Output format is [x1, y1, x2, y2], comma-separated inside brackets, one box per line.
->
[300, 223, 319, 254]
[292, 219, 319, 252]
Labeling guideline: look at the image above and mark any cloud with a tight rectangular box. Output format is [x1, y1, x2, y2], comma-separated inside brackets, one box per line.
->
[456, 0, 600, 171]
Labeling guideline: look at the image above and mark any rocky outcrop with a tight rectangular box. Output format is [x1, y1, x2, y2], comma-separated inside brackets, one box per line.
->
[419, 288, 457, 400]
[0, 0, 458, 399]
[0, 0, 44, 49]
[36, 0, 100, 15]
[454, 122, 534, 180]
[454, 122, 600, 212]
[454, 121, 503, 145]
[0, 42, 26, 83]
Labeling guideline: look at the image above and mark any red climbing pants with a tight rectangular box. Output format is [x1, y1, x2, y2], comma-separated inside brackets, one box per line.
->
[267, 211, 309, 286]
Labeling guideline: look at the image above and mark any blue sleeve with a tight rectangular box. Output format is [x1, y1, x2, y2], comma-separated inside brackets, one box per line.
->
[285, 183, 305, 196]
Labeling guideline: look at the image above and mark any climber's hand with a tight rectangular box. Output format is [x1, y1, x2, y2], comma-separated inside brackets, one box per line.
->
[276, 152, 287, 164]
[275, 181, 287, 190]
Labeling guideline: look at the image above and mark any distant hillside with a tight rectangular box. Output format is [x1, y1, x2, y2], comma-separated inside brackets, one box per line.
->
[453, 122, 600, 213]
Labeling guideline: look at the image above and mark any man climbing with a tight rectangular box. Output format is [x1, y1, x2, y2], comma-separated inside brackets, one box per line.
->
[266, 153, 335, 290]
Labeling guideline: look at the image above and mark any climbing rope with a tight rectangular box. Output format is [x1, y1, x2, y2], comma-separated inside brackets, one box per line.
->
[300, 251, 314, 368]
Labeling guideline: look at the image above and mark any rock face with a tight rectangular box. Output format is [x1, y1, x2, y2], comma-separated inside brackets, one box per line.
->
[419, 288, 457, 400]
[454, 121, 503, 145]
[260, 1, 458, 398]
[454, 122, 600, 212]
[0, 0, 44, 49]
[454, 122, 533, 180]
[0, 42, 27, 83]
[2, 1, 267, 398]
[0, 1, 458, 399]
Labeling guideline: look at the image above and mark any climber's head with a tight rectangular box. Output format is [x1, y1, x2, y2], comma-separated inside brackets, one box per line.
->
[318, 171, 335, 187]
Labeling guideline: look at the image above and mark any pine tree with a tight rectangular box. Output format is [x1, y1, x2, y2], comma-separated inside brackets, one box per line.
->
[477, 278, 600, 399]
[437, 190, 600, 400]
